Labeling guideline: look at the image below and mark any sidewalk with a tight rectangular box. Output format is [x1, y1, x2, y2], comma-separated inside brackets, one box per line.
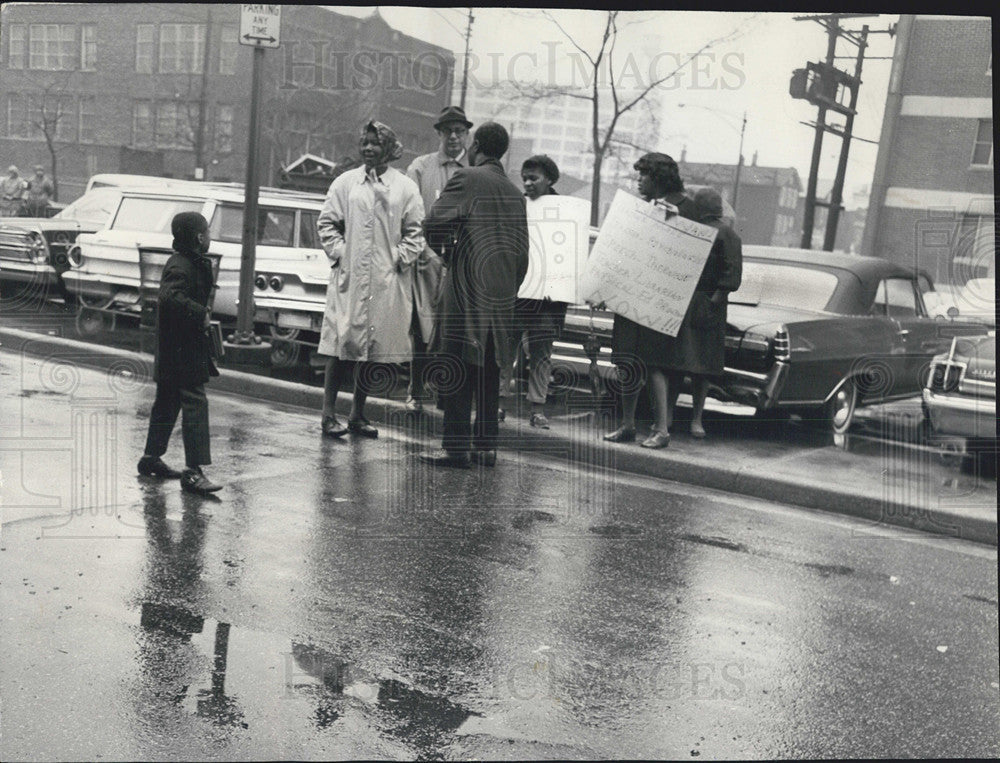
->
[2, 325, 995, 545]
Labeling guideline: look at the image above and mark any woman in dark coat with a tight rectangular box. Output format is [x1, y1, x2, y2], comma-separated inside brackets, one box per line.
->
[605, 152, 697, 448]
[667, 187, 742, 438]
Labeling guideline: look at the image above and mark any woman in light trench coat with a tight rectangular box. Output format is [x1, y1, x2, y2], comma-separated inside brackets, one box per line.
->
[316, 121, 425, 438]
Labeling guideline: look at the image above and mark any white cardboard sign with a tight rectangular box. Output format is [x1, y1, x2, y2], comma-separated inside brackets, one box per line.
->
[518, 194, 592, 303]
[579, 189, 717, 337]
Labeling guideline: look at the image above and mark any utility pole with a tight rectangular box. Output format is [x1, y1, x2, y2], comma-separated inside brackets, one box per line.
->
[823, 26, 868, 251]
[731, 110, 747, 213]
[792, 13, 893, 251]
[194, 7, 212, 180]
[799, 14, 842, 249]
[459, 8, 474, 110]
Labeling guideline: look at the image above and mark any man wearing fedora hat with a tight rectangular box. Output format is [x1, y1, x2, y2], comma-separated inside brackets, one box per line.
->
[404, 105, 473, 412]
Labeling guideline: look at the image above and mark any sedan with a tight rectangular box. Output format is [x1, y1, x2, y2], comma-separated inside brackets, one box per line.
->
[0, 187, 121, 295]
[559, 246, 991, 434]
[923, 333, 996, 476]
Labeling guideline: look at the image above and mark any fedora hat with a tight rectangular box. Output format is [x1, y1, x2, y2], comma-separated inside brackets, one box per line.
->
[434, 106, 473, 130]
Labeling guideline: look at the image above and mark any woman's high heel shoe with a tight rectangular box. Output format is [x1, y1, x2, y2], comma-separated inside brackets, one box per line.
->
[641, 431, 671, 449]
[603, 426, 636, 443]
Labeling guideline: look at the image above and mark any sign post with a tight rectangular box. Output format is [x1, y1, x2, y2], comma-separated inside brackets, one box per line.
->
[230, 5, 281, 347]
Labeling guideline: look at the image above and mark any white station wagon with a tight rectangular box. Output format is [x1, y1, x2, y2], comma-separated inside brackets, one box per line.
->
[64, 186, 331, 342]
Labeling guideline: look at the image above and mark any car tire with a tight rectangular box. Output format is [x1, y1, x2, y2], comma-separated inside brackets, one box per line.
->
[75, 305, 115, 337]
[267, 326, 302, 368]
[825, 376, 858, 436]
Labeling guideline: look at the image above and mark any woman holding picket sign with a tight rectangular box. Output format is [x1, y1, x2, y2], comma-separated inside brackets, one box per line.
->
[604, 152, 696, 449]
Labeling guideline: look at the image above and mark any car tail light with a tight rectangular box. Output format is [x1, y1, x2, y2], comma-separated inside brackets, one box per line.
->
[773, 326, 790, 362]
[268, 275, 283, 292]
[254, 274, 268, 290]
[929, 362, 963, 393]
[66, 244, 82, 268]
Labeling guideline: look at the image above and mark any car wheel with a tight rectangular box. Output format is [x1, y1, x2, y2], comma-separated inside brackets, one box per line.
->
[826, 377, 858, 436]
[268, 326, 301, 368]
[76, 305, 115, 337]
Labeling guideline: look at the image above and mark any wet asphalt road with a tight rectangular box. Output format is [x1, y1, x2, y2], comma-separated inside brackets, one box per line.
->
[2, 350, 999, 760]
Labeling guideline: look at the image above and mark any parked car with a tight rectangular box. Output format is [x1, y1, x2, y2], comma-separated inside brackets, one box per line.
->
[0, 186, 122, 294]
[923, 332, 996, 476]
[63, 185, 328, 340]
[559, 246, 992, 434]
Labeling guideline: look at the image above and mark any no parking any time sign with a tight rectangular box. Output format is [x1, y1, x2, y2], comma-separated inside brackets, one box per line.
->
[239, 4, 281, 48]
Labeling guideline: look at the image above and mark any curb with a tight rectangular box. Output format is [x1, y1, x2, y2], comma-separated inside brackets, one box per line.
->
[2, 326, 995, 546]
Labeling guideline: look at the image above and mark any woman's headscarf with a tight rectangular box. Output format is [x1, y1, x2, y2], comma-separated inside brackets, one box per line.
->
[360, 120, 404, 164]
[692, 187, 724, 223]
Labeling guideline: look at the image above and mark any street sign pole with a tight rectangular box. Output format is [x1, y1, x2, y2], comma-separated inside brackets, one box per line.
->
[233, 43, 265, 343]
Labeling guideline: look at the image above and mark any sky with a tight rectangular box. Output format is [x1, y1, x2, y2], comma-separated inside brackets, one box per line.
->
[328, 7, 900, 200]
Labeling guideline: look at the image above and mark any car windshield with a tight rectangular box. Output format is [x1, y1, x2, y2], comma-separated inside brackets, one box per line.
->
[53, 188, 122, 226]
[110, 197, 204, 233]
[729, 261, 840, 311]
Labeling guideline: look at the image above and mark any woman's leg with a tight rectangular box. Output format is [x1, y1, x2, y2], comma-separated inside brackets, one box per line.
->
[690, 375, 709, 436]
[322, 357, 341, 419]
[350, 361, 368, 421]
[648, 369, 670, 433]
[620, 390, 639, 430]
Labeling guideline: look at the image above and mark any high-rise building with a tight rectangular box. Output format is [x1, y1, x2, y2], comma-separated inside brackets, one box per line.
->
[0, 4, 454, 200]
[462, 81, 660, 185]
[862, 14, 993, 285]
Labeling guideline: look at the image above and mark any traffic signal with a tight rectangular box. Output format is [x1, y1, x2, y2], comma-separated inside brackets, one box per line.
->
[790, 68, 808, 99]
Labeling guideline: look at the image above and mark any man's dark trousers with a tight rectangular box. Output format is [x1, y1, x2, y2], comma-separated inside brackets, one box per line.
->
[143, 382, 211, 466]
[441, 334, 500, 454]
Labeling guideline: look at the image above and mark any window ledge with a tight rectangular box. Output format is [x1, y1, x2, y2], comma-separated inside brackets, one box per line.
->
[969, 164, 994, 170]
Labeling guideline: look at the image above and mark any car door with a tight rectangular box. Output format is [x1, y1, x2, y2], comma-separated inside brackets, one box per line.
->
[873, 276, 948, 395]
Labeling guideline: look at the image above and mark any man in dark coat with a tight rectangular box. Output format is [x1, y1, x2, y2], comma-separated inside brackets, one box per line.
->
[137, 211, 222, 494]
[420, 122, 529, 468]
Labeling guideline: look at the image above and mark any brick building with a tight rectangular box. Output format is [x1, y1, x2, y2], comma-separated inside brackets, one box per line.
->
[861, 14, 993, 284]
[0, 4, 454, 201]
[678, 157, 802, 246]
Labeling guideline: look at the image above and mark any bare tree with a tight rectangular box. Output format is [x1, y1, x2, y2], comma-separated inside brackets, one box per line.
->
[26, 72, 78, 201]
[518, 10, 755, 226]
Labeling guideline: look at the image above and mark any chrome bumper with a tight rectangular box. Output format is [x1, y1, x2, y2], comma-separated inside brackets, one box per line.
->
[721, 360, 789, 410]
[923, 388, 997, 440]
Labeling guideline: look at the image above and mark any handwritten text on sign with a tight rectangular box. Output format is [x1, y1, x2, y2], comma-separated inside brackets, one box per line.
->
[518, 195, 591, 303]
[240, 4, 281, 48]
[580, 189, 717, 337]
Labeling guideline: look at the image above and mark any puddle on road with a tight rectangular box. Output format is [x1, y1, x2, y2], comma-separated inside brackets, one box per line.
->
[136, 601, 474, 756]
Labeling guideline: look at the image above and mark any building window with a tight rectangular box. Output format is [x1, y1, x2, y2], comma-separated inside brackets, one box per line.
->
[79, 96, 96, 143]
[7, 25, 26, 69]
[219, 24, 238, 74]
[971, 120, 993, 166]
[156, 101, 199, 149]
[215, 104, 234, 153]
[47, 96, 76, 142]
[159, 24, 205, 74]
[136, 24, 154, 73]
[7, 93, 29, 137]
[133, 101, 154, 146]
[81, 24, 96, 71]
[28, 24, 76, 71]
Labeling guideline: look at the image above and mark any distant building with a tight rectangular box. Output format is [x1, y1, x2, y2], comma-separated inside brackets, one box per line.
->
[462, 81, 660, 186]
[678, 156, 802, 246]
[862, 14, 993, 284]
[0, 4, 454, 200]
